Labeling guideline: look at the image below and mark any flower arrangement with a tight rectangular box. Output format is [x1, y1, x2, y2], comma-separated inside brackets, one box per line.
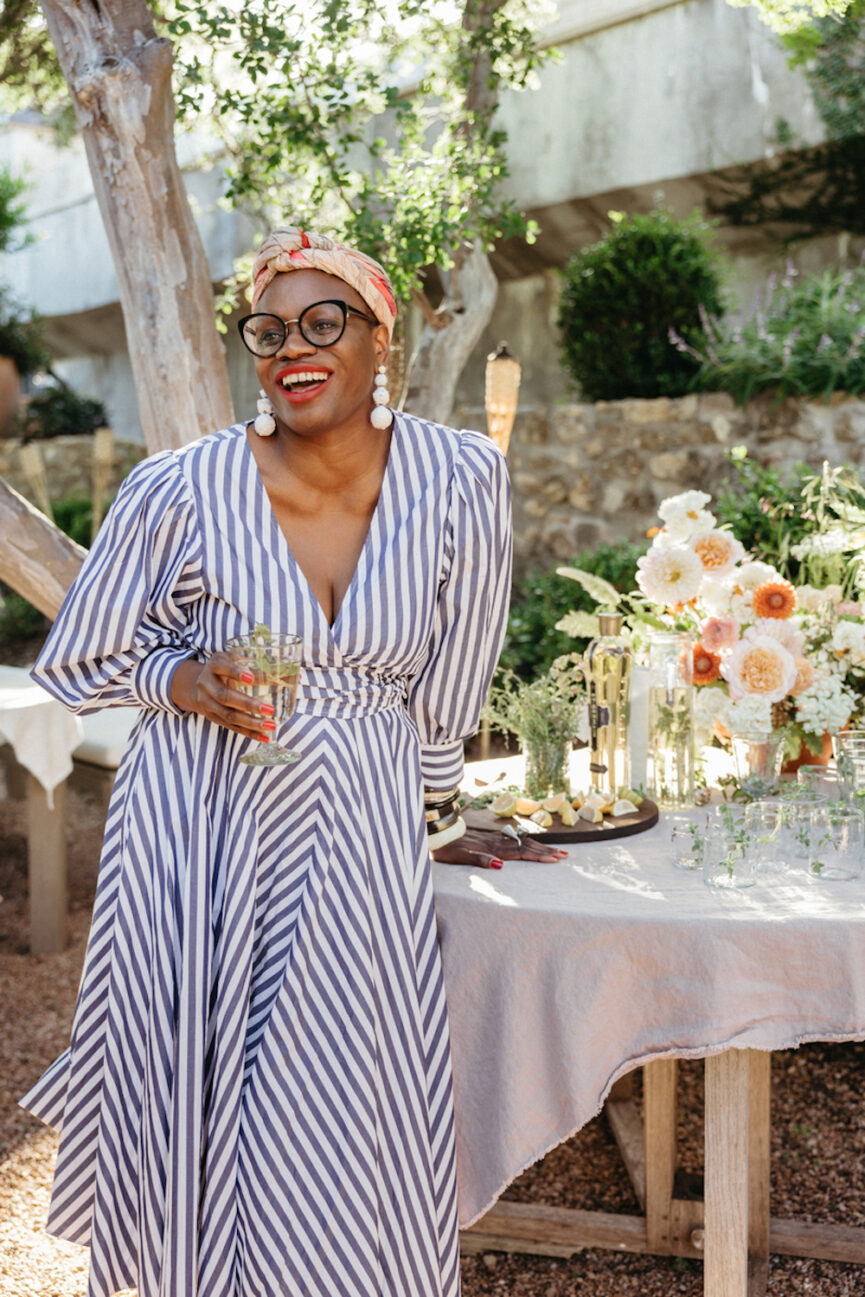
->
[557, 474, 865, 765]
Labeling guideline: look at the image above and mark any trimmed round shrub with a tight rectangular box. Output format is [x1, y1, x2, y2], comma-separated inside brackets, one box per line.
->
[21, 383, 108, 439]
[557, 208, 725, 401]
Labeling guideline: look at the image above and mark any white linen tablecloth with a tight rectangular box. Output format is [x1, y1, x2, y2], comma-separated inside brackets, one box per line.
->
[0, 665, 83, 804]
[433, 798, 865, 1227]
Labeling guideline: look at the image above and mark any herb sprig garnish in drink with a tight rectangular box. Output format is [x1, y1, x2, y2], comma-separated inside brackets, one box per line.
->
[226, 626, 302, 766]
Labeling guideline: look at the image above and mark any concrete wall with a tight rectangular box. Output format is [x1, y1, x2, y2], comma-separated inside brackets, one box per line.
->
[0, 0, 851, 440]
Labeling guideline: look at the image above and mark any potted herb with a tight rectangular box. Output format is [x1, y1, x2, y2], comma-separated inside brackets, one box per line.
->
[484, 655, 585, 799]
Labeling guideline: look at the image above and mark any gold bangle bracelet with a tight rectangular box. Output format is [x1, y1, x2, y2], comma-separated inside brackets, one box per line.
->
[424, 786, 461, 805]
[426, 808, 460, 835]
[425, 800, 458, 824]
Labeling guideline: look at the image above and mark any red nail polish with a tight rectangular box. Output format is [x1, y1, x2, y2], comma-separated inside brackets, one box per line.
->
[261, 720, 277, 731]
[260, 734, 270, 743]
[260, 703, 275, 716]
[241, 671, 254, 684]
[490, 858, 503, 869]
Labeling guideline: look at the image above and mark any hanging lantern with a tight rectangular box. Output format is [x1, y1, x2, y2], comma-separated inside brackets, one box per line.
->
[484, 342, 521, 457]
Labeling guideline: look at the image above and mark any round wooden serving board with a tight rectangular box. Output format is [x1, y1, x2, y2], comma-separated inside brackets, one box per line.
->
[464, 798, 659, 844]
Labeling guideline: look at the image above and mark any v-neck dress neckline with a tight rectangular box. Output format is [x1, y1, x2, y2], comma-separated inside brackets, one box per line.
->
[244, 418, 398, 635]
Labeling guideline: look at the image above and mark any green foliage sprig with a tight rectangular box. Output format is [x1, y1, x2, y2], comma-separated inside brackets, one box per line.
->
[713, 447, 813, 575]
[673, 262, 865, 403]
[557, 209, 726, 401]
[484, 654, 585, 747]
[716, 446, 865, 592]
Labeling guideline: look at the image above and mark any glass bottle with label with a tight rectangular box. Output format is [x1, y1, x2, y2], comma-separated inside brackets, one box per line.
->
[583, 612, 631, 792]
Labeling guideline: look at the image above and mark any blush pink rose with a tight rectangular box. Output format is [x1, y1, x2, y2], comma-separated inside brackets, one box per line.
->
[700, 616, 739, 653]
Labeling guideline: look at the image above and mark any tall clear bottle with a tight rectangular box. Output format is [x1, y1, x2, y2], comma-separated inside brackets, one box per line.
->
[583, 612, 631, 792]
[646, 631, 695, 809]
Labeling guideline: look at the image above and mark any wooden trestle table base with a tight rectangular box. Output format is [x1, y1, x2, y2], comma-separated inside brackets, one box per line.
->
[461, 1052, 865, 1296]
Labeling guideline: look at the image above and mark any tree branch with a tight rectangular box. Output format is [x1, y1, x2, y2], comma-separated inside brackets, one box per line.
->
[410, 288, 450, 330]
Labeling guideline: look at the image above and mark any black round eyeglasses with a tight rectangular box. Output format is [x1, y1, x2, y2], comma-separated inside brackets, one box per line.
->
[237, 299, 378, 357]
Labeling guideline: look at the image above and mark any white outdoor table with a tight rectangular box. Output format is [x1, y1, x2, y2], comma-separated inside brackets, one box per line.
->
[435, 755, 865, 1296]
[0, 665, 83, 953]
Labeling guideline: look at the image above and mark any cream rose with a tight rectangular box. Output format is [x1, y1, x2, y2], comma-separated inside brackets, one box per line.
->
[721, 635, 798, 704]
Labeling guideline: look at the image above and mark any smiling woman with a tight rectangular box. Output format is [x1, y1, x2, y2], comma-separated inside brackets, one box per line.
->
[18, 225, 539, 1297]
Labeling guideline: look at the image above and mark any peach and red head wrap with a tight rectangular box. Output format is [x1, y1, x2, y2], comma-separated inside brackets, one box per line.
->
[251, 227, 397, 341]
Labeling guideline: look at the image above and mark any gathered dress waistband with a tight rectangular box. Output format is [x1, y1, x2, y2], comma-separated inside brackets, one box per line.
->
[292, 668, 406, 720]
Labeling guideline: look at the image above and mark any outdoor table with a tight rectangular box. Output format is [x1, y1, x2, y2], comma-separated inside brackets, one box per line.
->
[0, 664, 82, 954]
[434, 756, 865, 1296]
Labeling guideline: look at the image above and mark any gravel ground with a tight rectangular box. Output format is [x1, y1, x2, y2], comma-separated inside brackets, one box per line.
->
[1, 781, 864, 1296]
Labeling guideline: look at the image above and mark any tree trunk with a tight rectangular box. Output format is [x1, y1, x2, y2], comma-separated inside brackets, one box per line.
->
[401, 241, 498, 425]
[0, 479, 84, 619]
[402, 0, 504, 426]
[39, 0, 234, 453]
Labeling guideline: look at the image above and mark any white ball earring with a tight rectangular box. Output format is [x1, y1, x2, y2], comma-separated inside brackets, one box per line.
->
[254, 389, 276, 437]
[370, 365, 393, 430]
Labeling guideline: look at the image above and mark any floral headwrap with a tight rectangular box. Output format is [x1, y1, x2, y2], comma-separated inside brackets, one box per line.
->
[251, 227, 397, 340]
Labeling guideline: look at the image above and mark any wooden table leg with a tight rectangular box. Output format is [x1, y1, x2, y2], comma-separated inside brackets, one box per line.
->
[705, 1050, 752, 1297]
[748, 1052, 771, 1294]
[26, 773, 68, 955]
[644, 1059, 679, 1253]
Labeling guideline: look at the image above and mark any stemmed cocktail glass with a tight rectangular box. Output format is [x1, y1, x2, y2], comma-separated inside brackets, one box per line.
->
[226, 628, 302, 766]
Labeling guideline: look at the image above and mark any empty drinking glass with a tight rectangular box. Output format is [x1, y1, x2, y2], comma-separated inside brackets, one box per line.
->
[703, 804, 755, 889]
[779, 788, 828, 861]
[670, 819, 703, 871]
[797, 765, 841, 801]
[744, 801, 789, 874]
[808, 804, 865, 881]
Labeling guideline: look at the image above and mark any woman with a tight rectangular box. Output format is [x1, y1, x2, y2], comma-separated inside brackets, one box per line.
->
[21, 228, 563, 1297]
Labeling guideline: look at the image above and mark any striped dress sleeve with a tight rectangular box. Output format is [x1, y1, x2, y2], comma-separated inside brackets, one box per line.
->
[30, 452, 204, 715]
[405, 431, 513, 790]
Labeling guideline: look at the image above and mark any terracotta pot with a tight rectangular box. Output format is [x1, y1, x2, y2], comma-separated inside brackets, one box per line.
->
[781, 731, 833, 776]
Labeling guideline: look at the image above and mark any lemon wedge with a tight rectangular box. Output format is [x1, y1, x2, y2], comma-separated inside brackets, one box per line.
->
[490, 793, 517, 818]
[542, 792, 567, 813]
[616, 787, 644, 807]
[584, 790, 610, 813]
[514, 796, 540, 815]
[530, 808, 553, 828]
[611, 798, 640, 817]
[571, 791, 585, 810]
[578, 804, 603, 824]
[559, 801, 578, 826]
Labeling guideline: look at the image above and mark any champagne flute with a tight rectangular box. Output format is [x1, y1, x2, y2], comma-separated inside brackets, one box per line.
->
[226, 629, 302, 766]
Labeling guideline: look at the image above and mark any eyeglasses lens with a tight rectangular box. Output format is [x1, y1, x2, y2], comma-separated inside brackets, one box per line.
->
[242, 302, 347, 356]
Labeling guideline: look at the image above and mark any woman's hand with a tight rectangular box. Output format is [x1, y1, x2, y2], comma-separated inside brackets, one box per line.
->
[169, 655, 276, 742]
[432, 827, 568, 869]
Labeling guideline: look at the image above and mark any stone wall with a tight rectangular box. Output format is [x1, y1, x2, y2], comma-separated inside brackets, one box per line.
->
[452, 393, 865, 575]
[6, 396, 865, 578]
[0, 435, 144, 507]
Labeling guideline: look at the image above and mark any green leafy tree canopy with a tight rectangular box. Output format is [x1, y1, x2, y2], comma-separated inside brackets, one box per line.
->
[165, 0, 551, 313]
[727, 0, 855, 34]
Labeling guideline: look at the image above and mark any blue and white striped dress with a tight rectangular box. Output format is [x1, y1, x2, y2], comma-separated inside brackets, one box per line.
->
[21, 414, 511, 1297]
